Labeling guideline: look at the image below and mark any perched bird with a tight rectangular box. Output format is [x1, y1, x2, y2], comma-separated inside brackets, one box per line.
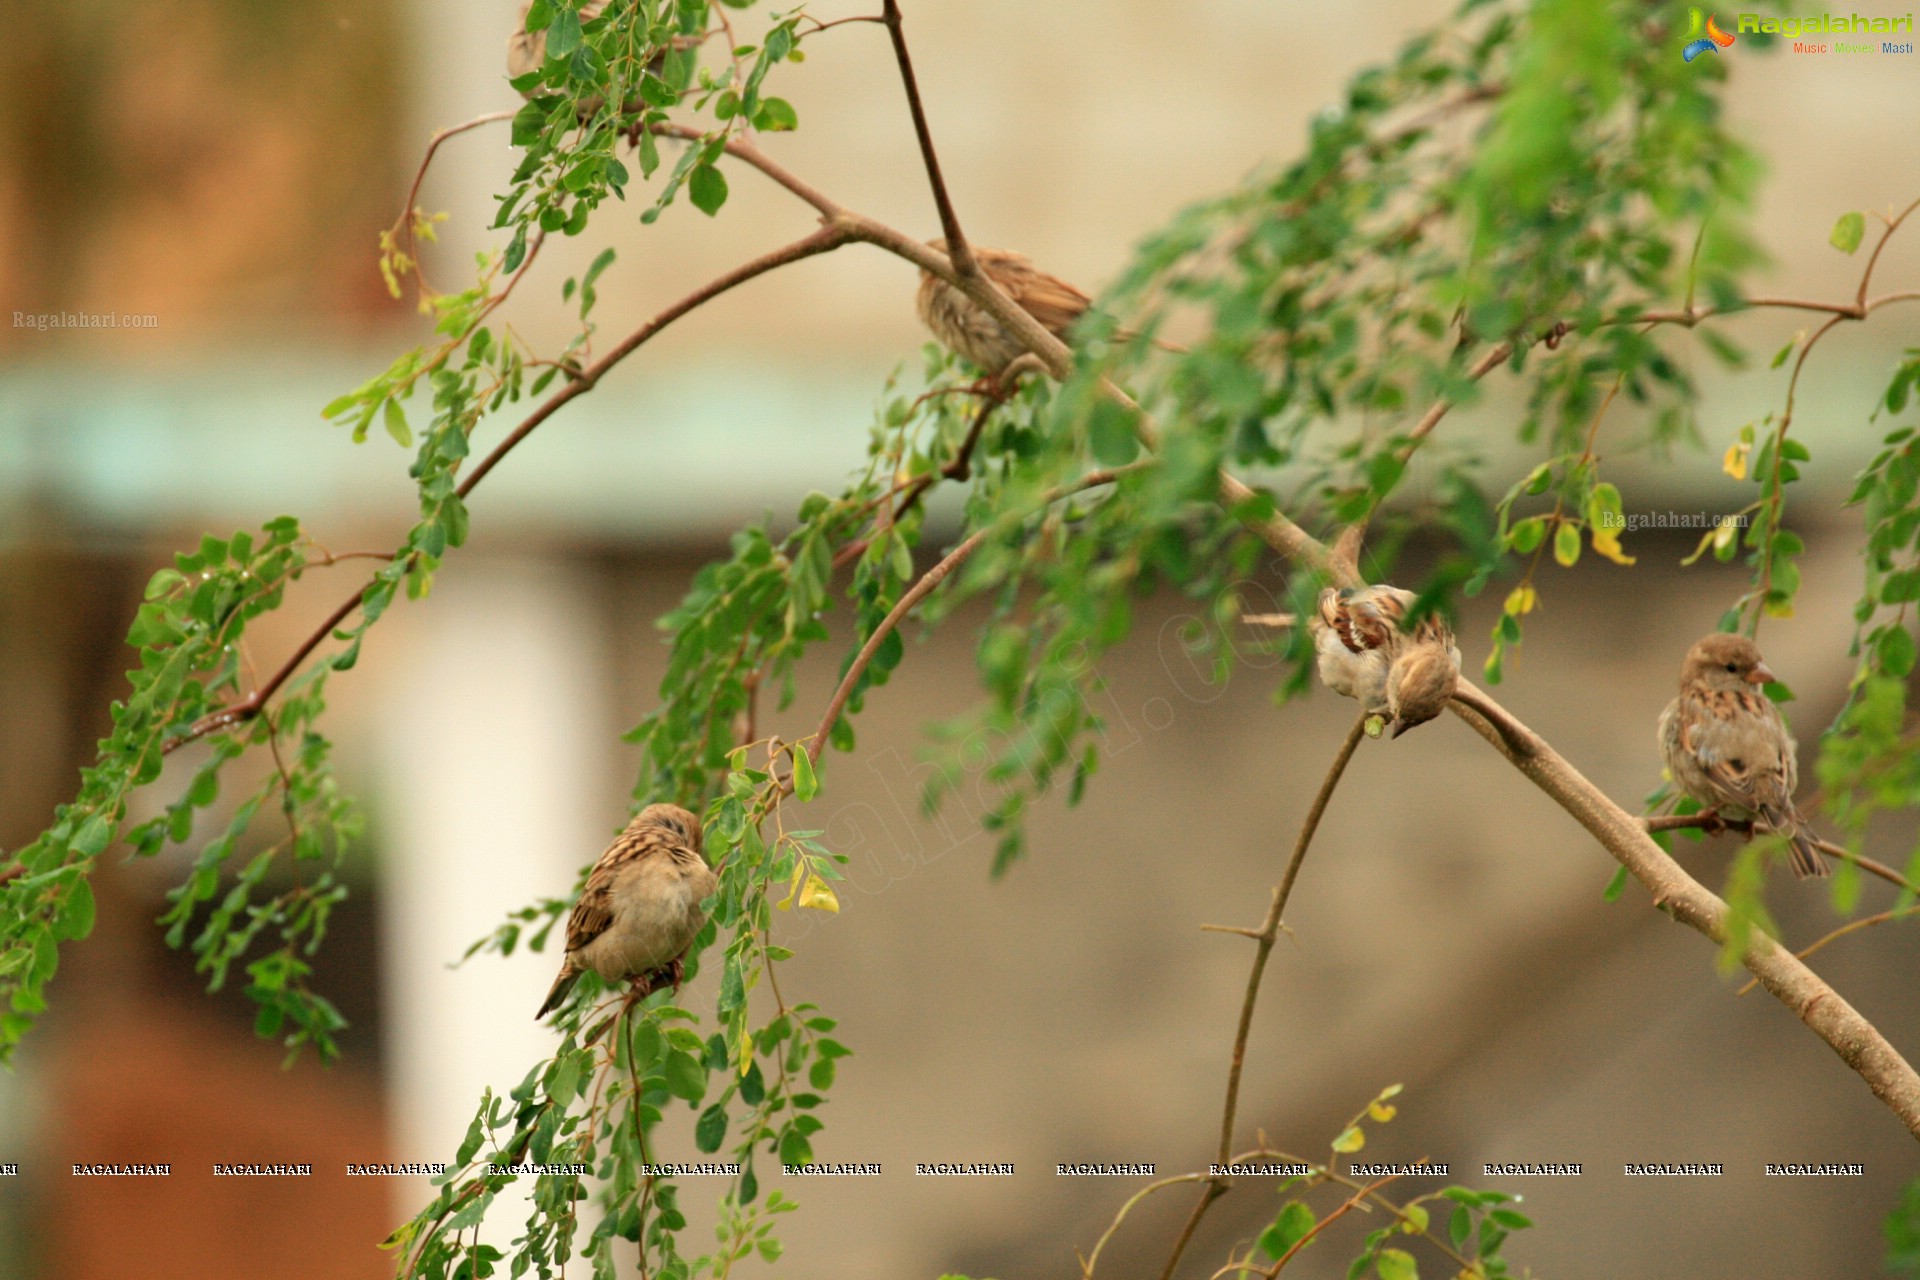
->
[536, 803, 718, 1019]
[1658, 633, 1828, 878]
[1310, 584, 1460, 737]
[915, 239, 1094, 377]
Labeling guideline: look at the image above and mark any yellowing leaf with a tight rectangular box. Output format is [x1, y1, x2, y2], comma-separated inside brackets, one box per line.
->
[739, 1031, 755, 1075]
[1503, 585, 1537, 616]
[1400, 1204, 1429, 1234]
[1764, 597, 1796, 619]
[1553, 522, 1582, 567]
[1722, 440, 1750, 481]
[1331, 1125, 1365, 1153]
[1368, 1101, 1398, 1122]
[775, 861, 806, 911]
[1590, 526, 1637, 566]
[799, 874, 840, 913]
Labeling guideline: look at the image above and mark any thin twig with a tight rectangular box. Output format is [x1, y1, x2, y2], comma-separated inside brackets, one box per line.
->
[390, 110, 517, 296]
[1392, 341, 1513, 465]
[461, 224, 851, 496]
[1643, 816, 1916, 894]
[1737, 905, 1920, 996]
[880, 0, 970, 273]
[1160, 714, 1370, 1280]
[1261, 1175, 1396, 1277]
[1857, 196, 1920, 310]
[1078, 1174, 1210, 1279]
[805, 464, 1141, 769]
[168, 226, 854, 755]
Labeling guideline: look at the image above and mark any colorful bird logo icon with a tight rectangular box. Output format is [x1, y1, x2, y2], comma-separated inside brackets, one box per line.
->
[1682, 8, 1737, 61]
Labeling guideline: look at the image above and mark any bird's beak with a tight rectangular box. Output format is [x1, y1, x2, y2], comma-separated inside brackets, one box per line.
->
[1389, 717, 1410, 739]
[1748, 662, 1777, 686]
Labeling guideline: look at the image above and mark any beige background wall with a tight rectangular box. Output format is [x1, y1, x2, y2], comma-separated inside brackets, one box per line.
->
[2, 1, 1918, 1276]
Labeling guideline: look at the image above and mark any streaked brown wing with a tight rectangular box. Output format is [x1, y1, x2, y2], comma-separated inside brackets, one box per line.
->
[1329, 587, 1412, 653]
[563, 829, 652, 954]
[1679, 693, 1767, 808]
[1007, 271, 1092, 339]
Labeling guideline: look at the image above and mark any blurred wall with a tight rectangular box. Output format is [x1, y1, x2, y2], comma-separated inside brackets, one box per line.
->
[2, 0, 1918, 1277]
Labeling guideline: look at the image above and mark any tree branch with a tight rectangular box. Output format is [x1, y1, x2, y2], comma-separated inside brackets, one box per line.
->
[168, 225, 855, 755]
[1162, 714, 1370, 1280]
[1857, 195, 1920, 310]
[1644, 815, 1917, 894]
[1736, 905, 1920, 997]
[805, 464, 1142, 768]
[1449, 677, 1920, 1139]
[880, 0, 973, 274]
[1393, 341, 1514, 465]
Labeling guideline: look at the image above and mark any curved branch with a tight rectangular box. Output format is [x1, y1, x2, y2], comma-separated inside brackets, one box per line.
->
[646, 124, 844, 220]
[1736, 905, 1920, 997]
[880, 0, 973, 274]
[1857, 196, 1920, 309]
[169, 225, 855, 755]
[1161, 713, 1370, 1280]
[1450, 678, 1920, 1139]
[804, 464, 1142, 769]
[1644, 815, 1916, 894]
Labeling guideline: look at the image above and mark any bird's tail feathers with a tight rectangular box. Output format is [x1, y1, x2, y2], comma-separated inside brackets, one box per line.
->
[1785, 826, 1830, 879]
[1760, 807, 1829, 879]
[535, 965, 580, 1019]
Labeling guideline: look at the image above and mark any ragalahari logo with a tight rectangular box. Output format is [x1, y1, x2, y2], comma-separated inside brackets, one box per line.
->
[1683, 8, 1738, 60]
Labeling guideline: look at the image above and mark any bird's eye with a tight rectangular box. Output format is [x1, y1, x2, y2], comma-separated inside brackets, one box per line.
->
[1724, 663, 1738, 673]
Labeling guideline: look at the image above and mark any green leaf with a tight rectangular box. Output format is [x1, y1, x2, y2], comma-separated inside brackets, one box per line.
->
[1255, 1202, 1317, 1260]
[71, 813, 113, 858]
[544, 6, 582, 59]
[1553, 521, 1581, 567]
[1878, 625, 1917, 678]
[754, 97, 798, 132]
[694, 1104, 728, 1153]
[689, 164, 729, 216]
[793, 747, 819, 801]
[663, 1048, 707, 1104]
[1507, 516, 1546, 554]
[778, 1127, 812, 1168]
[1830, 210, 1865, 255]
[383, 398, 412, 448]
[1603, 864, 1631, 902]
[55, 878, 96, 942]
[1375, 1248, 1418, 1280]
[1089, 400, 1139, 466]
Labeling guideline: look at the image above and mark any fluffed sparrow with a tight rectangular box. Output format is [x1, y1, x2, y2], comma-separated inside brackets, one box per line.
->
[1658, 633, 1828, 878]
[915, 239, 1093, 377]
[1310, 584, 1461, 737]
[536, 803, 718, 1018]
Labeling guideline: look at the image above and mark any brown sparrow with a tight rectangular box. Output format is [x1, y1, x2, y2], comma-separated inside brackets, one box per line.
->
[1311, 585, 1460, 737]
[536, 803, 718, 1018]
[1658, 633, 1827, 878]
[915, 239, 1093, 377]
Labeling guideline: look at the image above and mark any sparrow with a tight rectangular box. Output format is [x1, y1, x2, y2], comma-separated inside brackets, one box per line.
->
[1310, 584, 1460, 737]
[536, 803, 719, 1019]
[1658, 633, 1828, 878]
[915, 239, 1094, 377]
